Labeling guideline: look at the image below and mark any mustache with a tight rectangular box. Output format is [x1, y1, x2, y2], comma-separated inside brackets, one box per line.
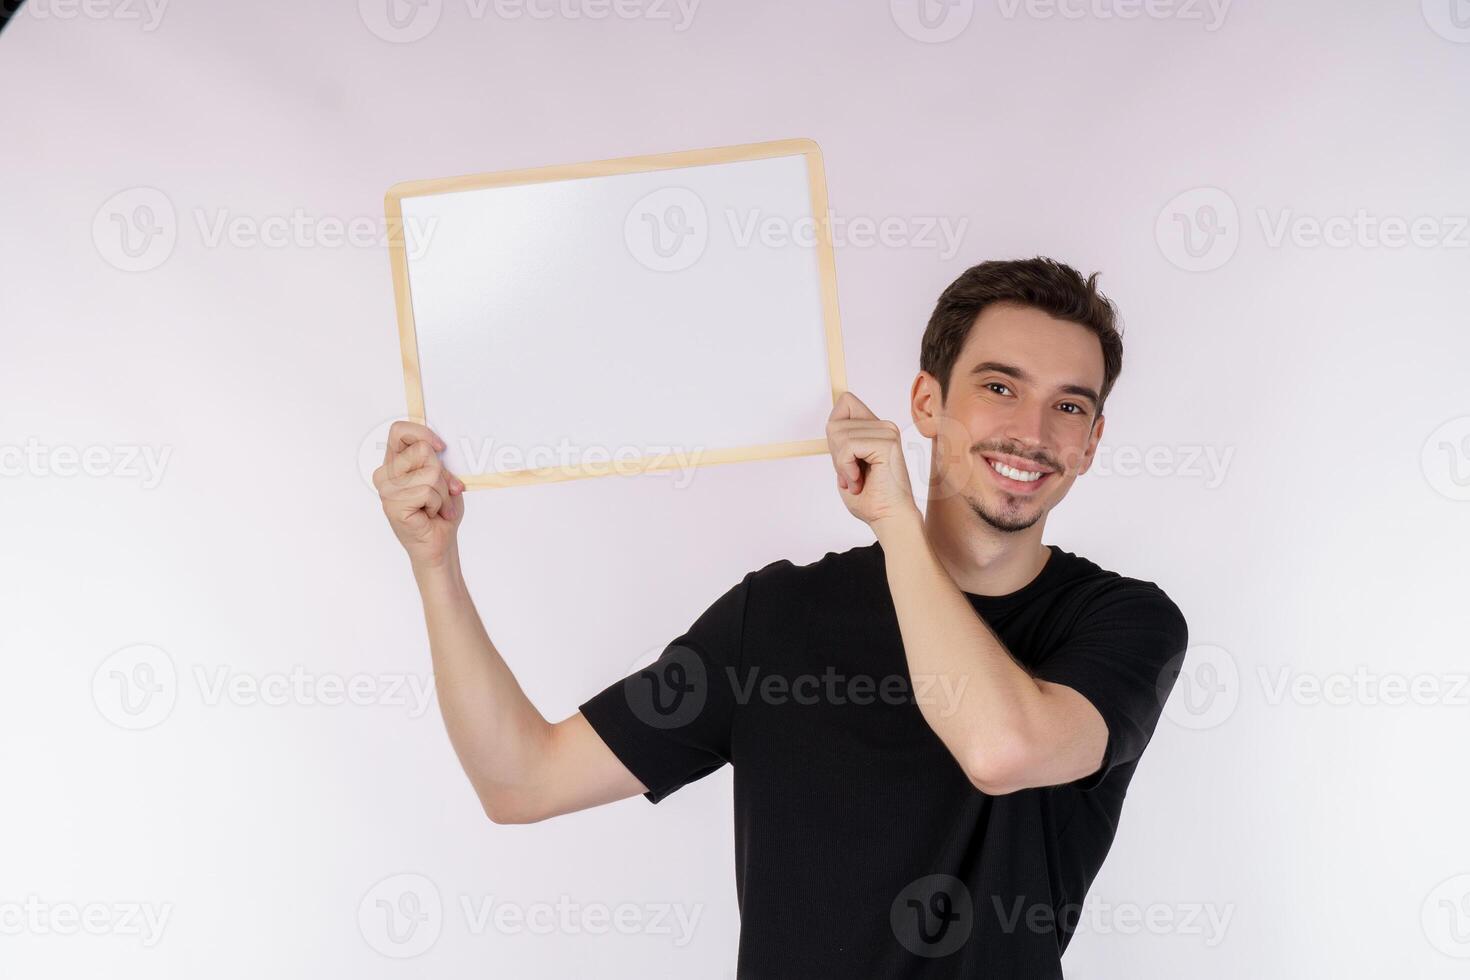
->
[971, 443, 1065, 472]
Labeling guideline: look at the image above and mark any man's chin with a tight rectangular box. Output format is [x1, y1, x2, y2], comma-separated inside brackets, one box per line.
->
[965, 493, 1042, 533]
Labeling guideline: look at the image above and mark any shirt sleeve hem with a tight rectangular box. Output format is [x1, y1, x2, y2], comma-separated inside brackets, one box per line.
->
[578, 695, 678, 805]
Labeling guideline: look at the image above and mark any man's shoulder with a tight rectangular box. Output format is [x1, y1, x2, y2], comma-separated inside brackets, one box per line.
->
[1049, 546, 1188, 636]
[742, 540, 886, 598]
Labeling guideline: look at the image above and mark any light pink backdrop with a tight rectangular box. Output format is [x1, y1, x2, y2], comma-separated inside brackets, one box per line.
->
[3, 1, 1469, 976]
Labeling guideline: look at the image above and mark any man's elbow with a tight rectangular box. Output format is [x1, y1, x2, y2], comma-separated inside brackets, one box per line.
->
[479, 787, 548, 825]
[962, 734, 1033, 797]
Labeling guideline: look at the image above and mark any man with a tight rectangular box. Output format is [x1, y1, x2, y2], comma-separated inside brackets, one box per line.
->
[373, 256, 1189, 977]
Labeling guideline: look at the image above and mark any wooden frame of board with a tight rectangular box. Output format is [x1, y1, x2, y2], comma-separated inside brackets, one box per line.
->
[383, 138, 848, 489]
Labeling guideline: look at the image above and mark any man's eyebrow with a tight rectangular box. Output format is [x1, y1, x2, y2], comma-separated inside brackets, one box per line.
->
[968, 360, 1100, 406]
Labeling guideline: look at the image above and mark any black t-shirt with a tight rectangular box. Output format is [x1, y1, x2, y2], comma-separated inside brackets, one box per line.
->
[580, 541, 1188, 978]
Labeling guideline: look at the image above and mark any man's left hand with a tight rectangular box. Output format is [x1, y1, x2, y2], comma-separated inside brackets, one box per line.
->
[825, 392, 920, 528]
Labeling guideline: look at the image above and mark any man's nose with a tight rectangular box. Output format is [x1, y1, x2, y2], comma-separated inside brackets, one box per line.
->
[1001, 398, 1049, 451]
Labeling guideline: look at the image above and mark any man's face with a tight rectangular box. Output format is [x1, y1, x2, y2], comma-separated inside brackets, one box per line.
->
[915, 302, 1107, 533]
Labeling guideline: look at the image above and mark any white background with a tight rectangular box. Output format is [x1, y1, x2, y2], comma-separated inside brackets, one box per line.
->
[2, 1, 1468, 977]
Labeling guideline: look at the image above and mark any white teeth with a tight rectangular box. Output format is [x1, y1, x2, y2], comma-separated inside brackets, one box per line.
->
[989, 459, 1044, 483]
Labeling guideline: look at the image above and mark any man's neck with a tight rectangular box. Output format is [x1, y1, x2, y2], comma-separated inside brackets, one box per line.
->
[919, 491, 1052, 597]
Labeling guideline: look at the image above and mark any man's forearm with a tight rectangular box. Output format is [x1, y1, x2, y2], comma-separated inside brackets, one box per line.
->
[873, 510, 1049, 792]
[412, 553, 552, 814]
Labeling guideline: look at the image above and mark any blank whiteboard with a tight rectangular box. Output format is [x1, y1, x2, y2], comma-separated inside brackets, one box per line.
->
[384, 139, 847, 489]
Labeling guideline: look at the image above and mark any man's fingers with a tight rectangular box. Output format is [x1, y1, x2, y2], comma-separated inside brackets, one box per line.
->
[828, 412, 899, 486]
[441, 486, 462, 522]
[833, 434, 905, 487]
[386, 420, 446, 462]
[397, 483, 445, 519]
[840, 435, 900, 465]
[827, 391, 878, 423]
[391, 464, 458, 517]
[372, 444, 434, 490]
[373, 422, 466, 505]
[413, 458, 464, 498]
[387, 439, 438, 481]
[829, 420, 902, 440]
[829, 422, 902, 476]
[389, 461, 443, 492]
[832, 442, 863, 487]
[430, 472, 452, 518]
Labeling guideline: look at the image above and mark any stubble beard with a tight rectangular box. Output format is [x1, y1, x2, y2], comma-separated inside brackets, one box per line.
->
[964, 488, 1042, 533]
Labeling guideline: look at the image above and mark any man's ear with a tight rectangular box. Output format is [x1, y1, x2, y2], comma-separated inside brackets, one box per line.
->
[1077, 413, 1106, 476]
[911, 371, 942, 438]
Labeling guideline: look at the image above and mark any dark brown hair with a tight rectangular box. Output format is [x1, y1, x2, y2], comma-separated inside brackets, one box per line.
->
[919, 256, 1123, 414]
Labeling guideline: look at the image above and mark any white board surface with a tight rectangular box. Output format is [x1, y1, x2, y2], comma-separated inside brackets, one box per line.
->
[390, 142, 845, 486]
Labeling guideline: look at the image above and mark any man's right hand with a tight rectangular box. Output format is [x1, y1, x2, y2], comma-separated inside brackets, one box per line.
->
[373, 420, 466, 569]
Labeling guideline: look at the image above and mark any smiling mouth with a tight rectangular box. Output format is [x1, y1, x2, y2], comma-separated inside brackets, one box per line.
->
[980, 454, 1055, 493]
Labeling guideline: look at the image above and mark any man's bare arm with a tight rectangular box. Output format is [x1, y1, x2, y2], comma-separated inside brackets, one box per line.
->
[375, 421, 646, 823]
[413, 560, 647, 822]
[825, 394, 1108, 795]
[873, 512, 1108, 795]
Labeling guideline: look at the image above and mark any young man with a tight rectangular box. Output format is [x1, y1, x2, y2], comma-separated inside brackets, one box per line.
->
[374, 256, 1189, 977]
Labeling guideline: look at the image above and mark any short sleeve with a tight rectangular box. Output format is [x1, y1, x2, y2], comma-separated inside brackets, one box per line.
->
[578, 572, 751, 804]
[1032, 586, 1189, 792]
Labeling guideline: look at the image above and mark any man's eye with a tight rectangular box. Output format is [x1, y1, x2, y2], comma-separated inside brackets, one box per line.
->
[1059, 403, 1083, 415]
[985, 382, 1011, 396]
